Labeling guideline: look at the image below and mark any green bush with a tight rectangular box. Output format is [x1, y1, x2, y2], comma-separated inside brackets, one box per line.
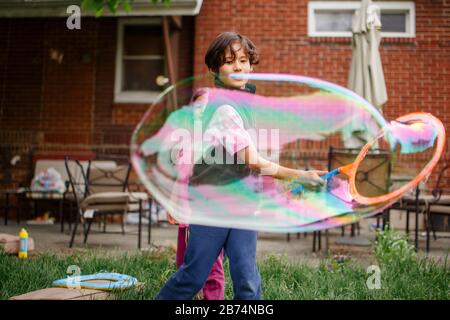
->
[373, 227, 417, 267]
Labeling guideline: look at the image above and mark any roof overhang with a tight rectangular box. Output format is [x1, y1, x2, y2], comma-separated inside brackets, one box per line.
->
[0, 0, 203, 17]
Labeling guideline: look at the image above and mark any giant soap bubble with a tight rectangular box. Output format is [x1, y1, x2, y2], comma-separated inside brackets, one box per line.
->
[131, 73, 445, 232]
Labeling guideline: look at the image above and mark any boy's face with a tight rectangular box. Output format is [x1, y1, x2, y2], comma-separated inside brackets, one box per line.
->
[216, 41, 253, 90]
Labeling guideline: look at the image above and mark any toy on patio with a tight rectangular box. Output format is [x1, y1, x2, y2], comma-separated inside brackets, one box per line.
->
[130, 73, 446, 233]
[26, 211, 55, 225]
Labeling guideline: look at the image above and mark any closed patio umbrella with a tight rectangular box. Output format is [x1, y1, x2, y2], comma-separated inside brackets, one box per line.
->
[345, 0, 388, 148]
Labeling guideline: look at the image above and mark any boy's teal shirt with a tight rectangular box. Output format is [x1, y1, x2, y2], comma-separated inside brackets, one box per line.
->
[190, 76, 257, 186]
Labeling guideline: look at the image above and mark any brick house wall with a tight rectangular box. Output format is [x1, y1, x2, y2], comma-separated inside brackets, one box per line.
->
[0, 1, 448, 191]
[193, 0, 450, 188]
[0, 18, 193, 145]
[0, 16, 194, 190]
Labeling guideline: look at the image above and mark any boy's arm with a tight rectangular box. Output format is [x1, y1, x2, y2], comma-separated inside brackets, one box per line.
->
[241, 144, 326, 188]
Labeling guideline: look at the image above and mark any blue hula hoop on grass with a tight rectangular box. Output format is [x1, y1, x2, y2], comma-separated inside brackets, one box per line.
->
[52, 272, 138, 291]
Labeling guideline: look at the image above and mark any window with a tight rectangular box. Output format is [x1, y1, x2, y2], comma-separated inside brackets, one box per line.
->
[115, 18, 166, 103]
[308, 1, 415, 38]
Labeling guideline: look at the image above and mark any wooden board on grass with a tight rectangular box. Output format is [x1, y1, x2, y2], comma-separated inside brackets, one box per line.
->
[9, 287, 110, 300]
[9, 280, 145, 300]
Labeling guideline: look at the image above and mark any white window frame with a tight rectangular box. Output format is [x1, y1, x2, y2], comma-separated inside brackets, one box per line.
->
[308, 1, 416, 38]
[114, 18, 165, 103]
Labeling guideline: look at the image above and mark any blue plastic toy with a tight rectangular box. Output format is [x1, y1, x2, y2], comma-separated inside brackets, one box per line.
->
[52, 272, 138, 291]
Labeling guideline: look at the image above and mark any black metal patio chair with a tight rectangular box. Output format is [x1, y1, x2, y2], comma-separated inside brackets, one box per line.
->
[65, 156, 151, 249]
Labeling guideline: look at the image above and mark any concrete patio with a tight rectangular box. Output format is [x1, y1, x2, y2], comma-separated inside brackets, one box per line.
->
[1, 209, 448, 266]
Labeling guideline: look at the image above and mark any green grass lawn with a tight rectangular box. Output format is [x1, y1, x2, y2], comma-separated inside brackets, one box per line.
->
[1, 229, 448, 300]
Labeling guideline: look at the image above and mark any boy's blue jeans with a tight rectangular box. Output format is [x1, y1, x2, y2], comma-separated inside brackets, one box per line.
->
[156, 224, 261, 300]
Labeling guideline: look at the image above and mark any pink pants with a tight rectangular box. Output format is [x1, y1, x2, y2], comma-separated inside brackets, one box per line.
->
[176, 226, 225, 300]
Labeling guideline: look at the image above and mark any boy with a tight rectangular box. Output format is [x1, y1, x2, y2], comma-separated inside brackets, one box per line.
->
[156, 31, 325, 300]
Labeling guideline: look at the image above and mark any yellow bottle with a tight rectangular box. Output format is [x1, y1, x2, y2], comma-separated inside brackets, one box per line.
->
[18, 228, 28, 259]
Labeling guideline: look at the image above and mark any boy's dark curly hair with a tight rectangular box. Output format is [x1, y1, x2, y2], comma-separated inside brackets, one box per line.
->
[204, 32, 259, 73]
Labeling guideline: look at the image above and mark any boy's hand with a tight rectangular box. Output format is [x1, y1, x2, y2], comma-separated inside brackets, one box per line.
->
[296, 170, 327, 189]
